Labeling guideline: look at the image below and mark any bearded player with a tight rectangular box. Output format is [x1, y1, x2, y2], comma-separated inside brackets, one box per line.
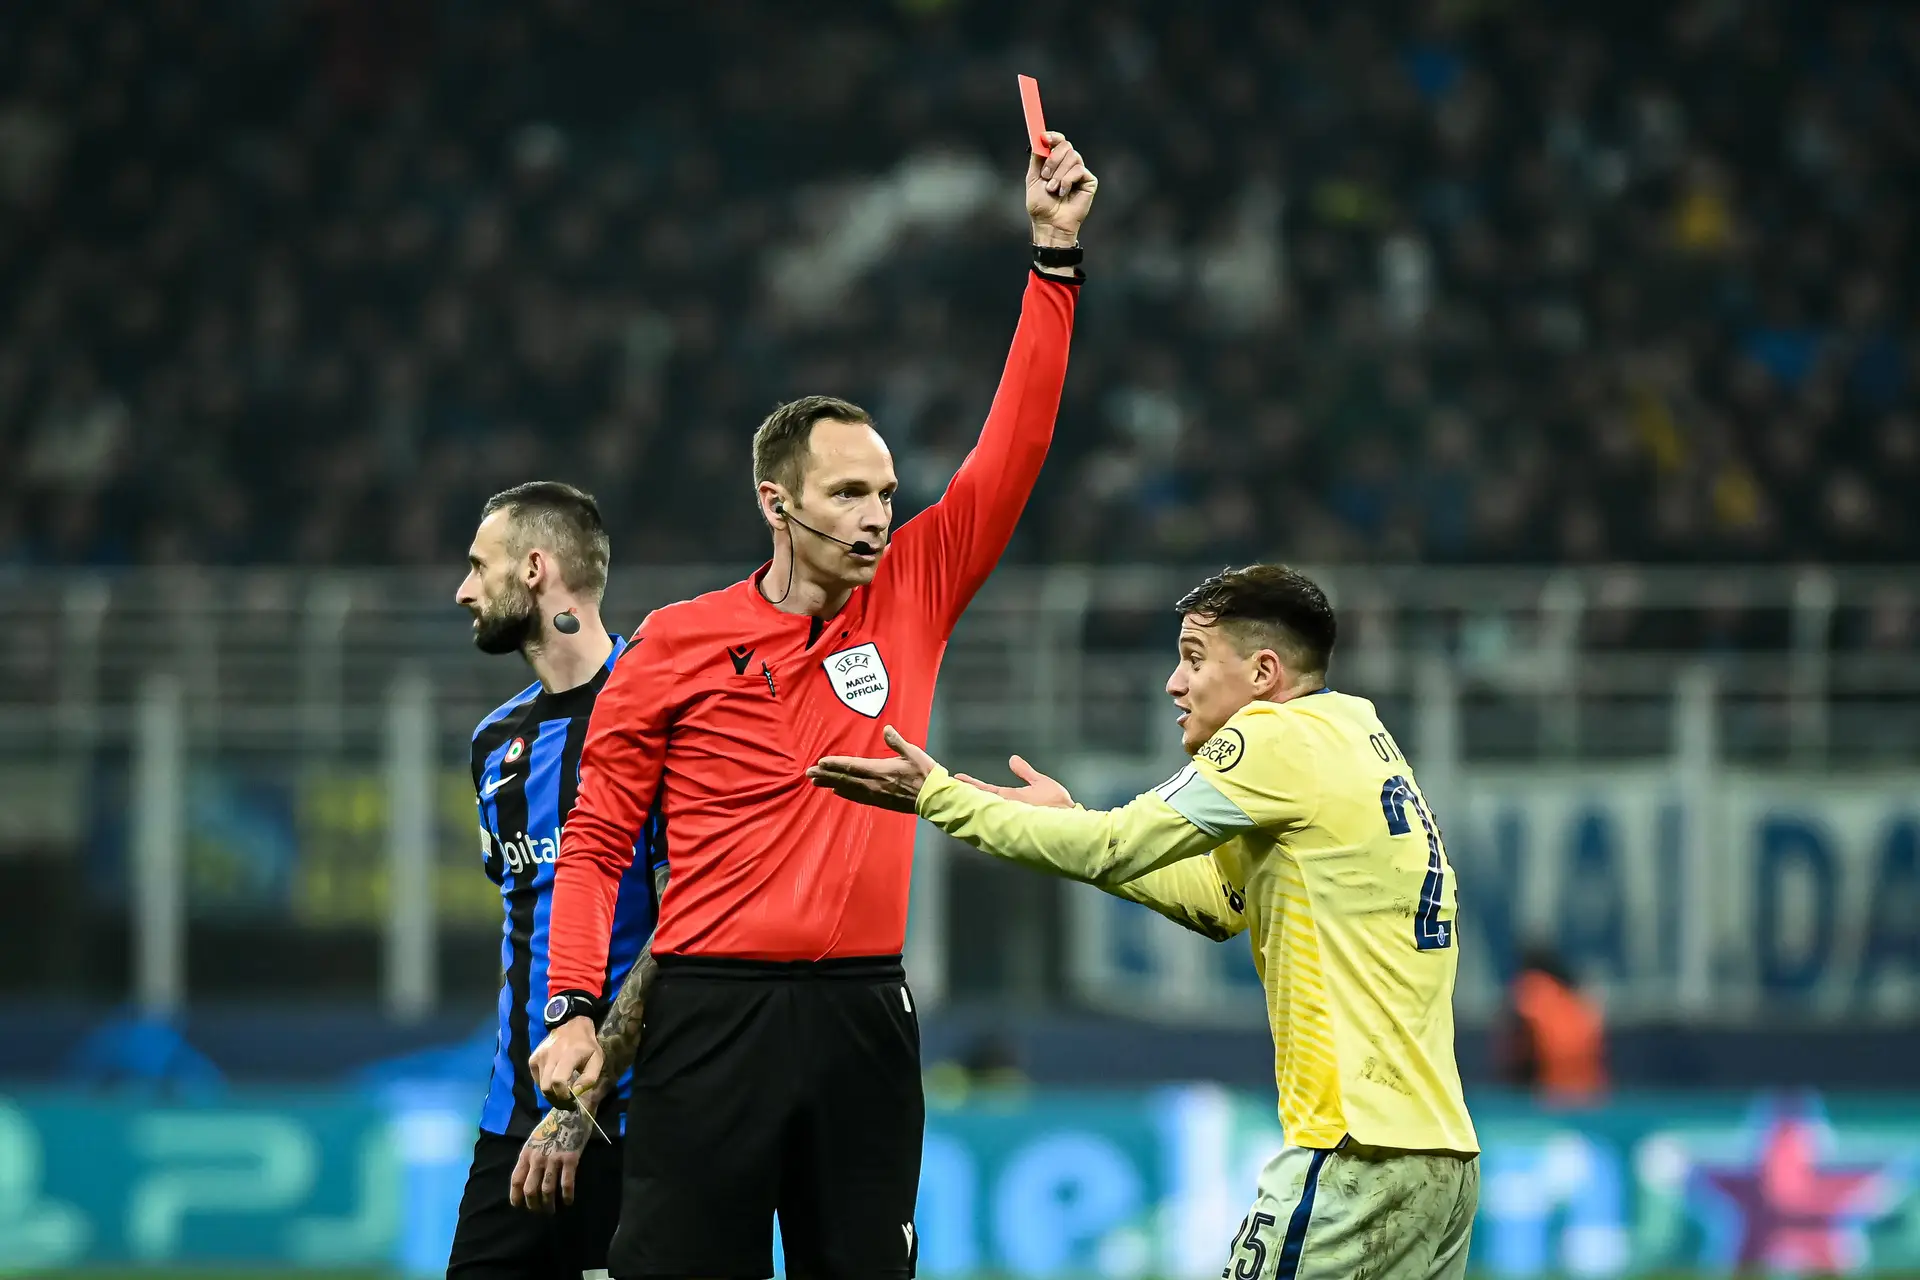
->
[810, 565, 1479, 1280]
[449, 482, 666, 1280]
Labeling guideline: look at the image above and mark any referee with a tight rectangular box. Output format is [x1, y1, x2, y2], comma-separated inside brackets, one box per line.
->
[449, 483, 666, 1280]
[530, 135, 1097, 1277]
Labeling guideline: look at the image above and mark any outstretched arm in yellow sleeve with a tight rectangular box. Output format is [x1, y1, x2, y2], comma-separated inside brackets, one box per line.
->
[1105, 852, 1248, 942]
[808, 726, 1261, 932]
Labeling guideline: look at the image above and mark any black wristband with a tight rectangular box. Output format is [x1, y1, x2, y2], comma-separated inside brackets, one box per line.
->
[542, 989, 604, 1029]
[1031, 242, 1084, 268]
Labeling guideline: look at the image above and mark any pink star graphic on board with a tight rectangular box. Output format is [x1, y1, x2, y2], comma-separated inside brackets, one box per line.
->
[1695, 1108, 1891, 1273]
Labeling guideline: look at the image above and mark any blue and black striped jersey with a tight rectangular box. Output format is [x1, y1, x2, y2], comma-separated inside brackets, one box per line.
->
[470, 635, 664, 1138]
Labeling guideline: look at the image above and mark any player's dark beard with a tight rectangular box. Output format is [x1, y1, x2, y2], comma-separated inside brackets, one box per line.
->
[471, 583, 538, 655]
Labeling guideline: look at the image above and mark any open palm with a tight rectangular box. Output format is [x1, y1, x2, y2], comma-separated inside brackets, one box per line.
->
[954, 754, 1075, 809]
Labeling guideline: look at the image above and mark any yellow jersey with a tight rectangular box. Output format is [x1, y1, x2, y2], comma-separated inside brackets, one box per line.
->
[916, 691, 1477, 1154]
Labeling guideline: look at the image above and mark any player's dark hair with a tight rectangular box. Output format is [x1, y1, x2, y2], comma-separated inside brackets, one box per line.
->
[752, 395, 874, 500]
[1175, 564, 1337, 678]
[480, 481, 611, 601]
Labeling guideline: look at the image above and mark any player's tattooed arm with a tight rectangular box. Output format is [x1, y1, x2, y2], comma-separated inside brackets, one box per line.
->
[511, 1104, 591, 1213]
[595, 950, 654, 1076]
[595, 861, 669, 1079]
[530, 1105, 591, 1153]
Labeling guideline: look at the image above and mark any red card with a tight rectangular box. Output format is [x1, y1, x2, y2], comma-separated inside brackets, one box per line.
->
[1018, 74, 1050, 157]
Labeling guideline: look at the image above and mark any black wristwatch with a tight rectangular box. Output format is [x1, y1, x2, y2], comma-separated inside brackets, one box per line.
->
[542, 989, 603, 1030]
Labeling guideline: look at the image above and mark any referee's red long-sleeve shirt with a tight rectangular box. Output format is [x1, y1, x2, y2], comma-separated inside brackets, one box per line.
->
[546, 271, 1077, 985]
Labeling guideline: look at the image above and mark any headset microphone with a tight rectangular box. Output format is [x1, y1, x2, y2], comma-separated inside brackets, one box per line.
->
[552, 611, 581, 635]
[774, 499, 881, 557]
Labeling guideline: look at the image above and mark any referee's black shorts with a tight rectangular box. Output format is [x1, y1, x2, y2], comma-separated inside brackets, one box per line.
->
[612, 953, 924, 1279]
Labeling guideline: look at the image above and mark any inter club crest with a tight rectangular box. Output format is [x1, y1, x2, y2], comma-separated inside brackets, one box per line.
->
[823, 642, 889, 718]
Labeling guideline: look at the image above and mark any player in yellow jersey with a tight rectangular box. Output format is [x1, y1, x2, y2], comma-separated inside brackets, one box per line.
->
[808, 564, 1478, 1280]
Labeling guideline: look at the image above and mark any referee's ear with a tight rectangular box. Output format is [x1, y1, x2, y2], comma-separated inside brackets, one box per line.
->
[756, 482, 790, 529]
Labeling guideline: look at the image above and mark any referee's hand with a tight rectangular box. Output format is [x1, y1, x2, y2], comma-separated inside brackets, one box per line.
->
[530, 1016, 603, 1111]
[1028, 132, 1096, 247]
[808, 726, 939, 813]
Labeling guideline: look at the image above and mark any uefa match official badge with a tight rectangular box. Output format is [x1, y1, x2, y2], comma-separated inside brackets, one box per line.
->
[823, 642, 889, 717]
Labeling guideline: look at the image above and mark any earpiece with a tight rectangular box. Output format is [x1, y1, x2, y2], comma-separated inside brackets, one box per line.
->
[770, 493, 882, 570]
[762, 492, 883, 606]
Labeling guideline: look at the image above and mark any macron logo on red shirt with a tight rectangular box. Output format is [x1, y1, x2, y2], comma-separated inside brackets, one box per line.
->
[824, 643, 889, 718]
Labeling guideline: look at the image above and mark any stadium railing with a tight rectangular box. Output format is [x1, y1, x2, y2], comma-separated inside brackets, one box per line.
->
[0, 564, 1914, 1027]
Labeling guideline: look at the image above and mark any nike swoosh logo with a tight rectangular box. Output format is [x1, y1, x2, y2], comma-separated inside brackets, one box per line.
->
[481, 775, 515, 799]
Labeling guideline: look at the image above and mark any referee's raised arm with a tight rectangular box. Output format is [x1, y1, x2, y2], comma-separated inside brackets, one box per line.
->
[885, 130, 1095, 634]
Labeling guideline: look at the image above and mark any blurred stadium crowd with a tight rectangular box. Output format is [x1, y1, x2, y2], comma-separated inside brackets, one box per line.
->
[2, 0, 1918, 569]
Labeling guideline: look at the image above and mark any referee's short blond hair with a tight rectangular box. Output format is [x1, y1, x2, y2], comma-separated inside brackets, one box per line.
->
[752, 395, 874, 500]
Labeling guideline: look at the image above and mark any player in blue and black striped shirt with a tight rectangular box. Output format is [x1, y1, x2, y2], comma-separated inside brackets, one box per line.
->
[449, 482, 666, 1280]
